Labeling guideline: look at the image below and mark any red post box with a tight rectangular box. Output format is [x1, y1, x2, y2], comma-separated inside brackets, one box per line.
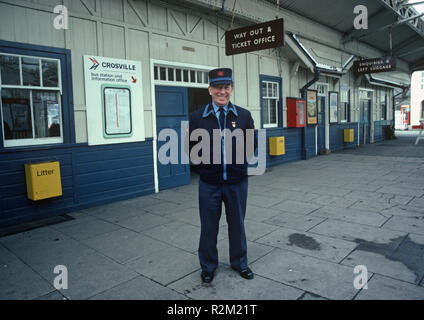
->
[287, 97, 306, 127]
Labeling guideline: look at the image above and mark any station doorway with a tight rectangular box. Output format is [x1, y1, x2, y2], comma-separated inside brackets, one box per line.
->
[155, 85, 211, 191]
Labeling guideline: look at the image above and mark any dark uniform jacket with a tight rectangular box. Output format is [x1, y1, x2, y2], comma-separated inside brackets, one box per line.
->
[188, 102, 257, 185]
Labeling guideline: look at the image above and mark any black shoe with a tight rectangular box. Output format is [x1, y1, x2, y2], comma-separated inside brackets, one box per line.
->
[232, 267, 254, 280]
[201, 271, 214, 283]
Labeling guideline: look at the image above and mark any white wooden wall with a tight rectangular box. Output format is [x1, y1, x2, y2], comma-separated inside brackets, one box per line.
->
[0, 0, 399, 143]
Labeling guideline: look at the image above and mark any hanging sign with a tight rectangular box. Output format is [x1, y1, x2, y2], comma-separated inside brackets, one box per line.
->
[225, 18, 284, 56]
[353, 56, 396, 76]
[83, 55, 145, 146]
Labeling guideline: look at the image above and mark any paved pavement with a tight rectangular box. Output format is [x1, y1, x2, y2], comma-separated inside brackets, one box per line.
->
[1, 130, 424, 300]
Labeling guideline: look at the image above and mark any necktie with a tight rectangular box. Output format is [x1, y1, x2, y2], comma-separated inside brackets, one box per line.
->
[218, 107, 225, 169]
[219, 107, 225, 130]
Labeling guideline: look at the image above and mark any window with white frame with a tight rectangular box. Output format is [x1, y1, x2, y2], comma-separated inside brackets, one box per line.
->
[261, 80, 279, 128]
[0, 53, 63, 147]
[154, 65, 209, 86]
[380, 90, 387, 120]
[340, 87, 350, 122]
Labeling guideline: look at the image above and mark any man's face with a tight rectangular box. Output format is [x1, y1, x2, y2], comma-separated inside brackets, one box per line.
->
[208, 84, 233, 106]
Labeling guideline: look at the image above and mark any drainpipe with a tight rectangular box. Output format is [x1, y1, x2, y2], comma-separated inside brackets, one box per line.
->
[300, 70, 320, 160]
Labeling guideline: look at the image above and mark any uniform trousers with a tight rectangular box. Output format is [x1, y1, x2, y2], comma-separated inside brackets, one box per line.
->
[198, 177, 248, 273]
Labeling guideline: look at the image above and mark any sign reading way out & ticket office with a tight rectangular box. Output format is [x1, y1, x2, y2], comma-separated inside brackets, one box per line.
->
[225, 18, 284, 56]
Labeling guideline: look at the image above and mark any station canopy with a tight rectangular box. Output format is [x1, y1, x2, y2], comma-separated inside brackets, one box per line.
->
[265, 0, 424, 74]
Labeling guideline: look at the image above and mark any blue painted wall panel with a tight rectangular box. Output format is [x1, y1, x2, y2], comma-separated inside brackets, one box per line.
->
[0, 141, 155, 228]
[329, 123, 359, 151]
[374, 121, 392, 143]
[265, 127, 303, 168]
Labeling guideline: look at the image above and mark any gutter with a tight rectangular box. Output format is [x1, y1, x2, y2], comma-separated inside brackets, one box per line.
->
[365, 74, 409, 90]
[289, 33, 353, 78]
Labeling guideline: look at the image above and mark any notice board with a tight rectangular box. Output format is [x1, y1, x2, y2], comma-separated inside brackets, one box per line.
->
[83, 55, 144, 146]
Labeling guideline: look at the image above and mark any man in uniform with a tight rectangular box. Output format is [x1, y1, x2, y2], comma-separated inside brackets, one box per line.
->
[188, 68, 256, 283]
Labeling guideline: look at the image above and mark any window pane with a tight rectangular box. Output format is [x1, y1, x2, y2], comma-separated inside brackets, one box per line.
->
[42, 60, 59, 87]
[270, 99, 277, 123]
[204, 72, 208, 84]
[273, 83, 278, 97]
[22, 57, 40, 86]
[190, 70, 196, 83]
[0, 55, 20, 85]
[197, 71, 202, 83]
[176, 69, 181, 81]
[268, 83, 273, 97]
[262, 82, 267, 97]
[183, 70, 189, 82]
[32, 91, 61, 138]
[154, 66, 158, 80]
[262, 99, 269, 124]
[340, 103, 346, 121]
[1, 88, 32, 140]
[168, 68, 174, 81]
[159, 67, 166, 80]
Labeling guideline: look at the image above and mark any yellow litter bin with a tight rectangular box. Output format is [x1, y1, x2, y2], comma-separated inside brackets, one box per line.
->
[344, 129, 354, 143]
[269, 136, 285, 156]
[25, 161, 62, 201]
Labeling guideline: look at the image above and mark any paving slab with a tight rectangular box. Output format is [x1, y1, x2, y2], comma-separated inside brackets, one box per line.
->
[244, 220, 279, 241]
[250, 248, 371, 300]
[0, 259, 54, 300]
[348, 199, 392, 212]
[308, 219, 407, 251]
[143, 201, 194, 217]
[306, 195, 358, 208]
[376, 186, 424, 197]
[152, 190, 197, 205]
[126, 246, 199, 286]
[270, 200, 322, 215]
[247, 194, 285, 208]
[382, 215, 424, 235]
[0, 226, 142, 299]
[168, 265, 303, 300]
[0, 227, 96, 269]
[142, 221, 221, 253]
[51, 251, 139, 300]
[244, 206, 284, 223]
[49, 216, 122, 241]
[408, 197, 424, 208]
[83, 228, 173, 263]
[117, 213, 173, 233]
[298, 292, 328, 300]
[303, 186, 352, 197]
[89, 275, 188, 300]
[355, 274, 424, 300]
[262, 212, 326, 232]
[310, 206, 389, 227]
[84, 204, 148, 223]
[34, 290, 67, 300]
[217, 239, 274, 266]
[170, 206, 232, 228]
[341, 249, 421, 284]
[255, 227, 357, 263]
[380, 205, 424, 219]
[262, 189, 320, 202]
